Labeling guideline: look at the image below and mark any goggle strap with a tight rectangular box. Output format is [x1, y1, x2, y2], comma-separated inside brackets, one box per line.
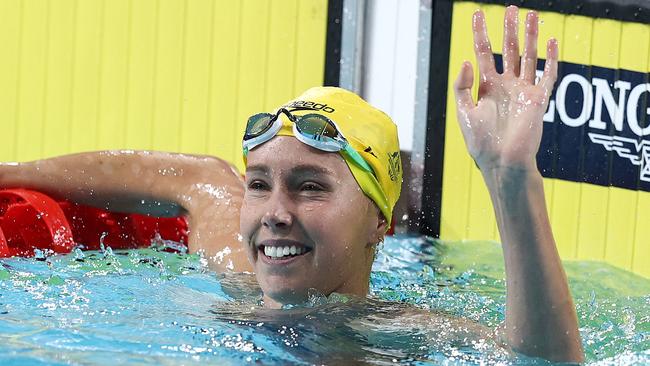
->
[343, 144, 374, 173]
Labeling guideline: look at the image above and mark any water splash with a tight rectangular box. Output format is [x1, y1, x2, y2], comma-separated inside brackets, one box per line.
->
[0, 237, 647, 365]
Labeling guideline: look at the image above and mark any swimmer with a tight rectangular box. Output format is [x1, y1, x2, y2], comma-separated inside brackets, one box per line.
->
[0, 6, 583, 363]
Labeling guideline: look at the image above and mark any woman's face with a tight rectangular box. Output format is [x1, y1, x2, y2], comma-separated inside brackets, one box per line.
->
[240, 136, 385, 308]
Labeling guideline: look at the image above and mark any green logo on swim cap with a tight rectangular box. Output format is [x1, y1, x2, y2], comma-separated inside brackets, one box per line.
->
[388, 151, 401, 182]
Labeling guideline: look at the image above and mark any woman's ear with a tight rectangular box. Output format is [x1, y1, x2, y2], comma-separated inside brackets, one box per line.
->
[376, 213, 388, 235]
[372, 210, 388, 244]
[366, 204, 388, 248]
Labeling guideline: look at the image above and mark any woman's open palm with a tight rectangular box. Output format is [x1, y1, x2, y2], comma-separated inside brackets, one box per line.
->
[454, 7, 558, 171]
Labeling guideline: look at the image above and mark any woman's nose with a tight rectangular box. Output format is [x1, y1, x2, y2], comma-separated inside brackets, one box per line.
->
[261, 198, 293, 231]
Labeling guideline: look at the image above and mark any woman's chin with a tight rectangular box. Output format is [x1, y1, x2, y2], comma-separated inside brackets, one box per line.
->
[259, 281, 322, 308]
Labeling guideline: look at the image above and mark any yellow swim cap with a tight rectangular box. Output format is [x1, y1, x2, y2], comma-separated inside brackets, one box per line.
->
[242, 87, 402, 227]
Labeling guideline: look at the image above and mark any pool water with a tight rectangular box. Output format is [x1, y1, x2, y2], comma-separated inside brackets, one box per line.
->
[0, 236, 648, 365]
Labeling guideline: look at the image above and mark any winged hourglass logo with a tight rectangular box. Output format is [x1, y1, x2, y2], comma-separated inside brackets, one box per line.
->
[589, 133, 650, 183]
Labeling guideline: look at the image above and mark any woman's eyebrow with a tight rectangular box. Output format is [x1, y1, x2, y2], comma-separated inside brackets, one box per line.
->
[246, 163, 335, 178]
[289, 164, 335, 177]
[245, 164, 269, 175]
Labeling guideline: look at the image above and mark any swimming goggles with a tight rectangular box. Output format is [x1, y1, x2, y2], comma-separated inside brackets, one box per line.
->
[242, 108, 373, 173]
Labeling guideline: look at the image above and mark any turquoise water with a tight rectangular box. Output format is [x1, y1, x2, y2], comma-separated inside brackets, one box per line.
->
[0, 236, 648, 365]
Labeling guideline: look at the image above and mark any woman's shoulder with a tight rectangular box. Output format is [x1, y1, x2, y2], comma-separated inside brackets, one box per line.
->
[350, 299, 511, 356]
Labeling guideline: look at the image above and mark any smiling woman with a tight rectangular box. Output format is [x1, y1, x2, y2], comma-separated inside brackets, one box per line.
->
[237, 4, 583, 360]
[243, 136, 385, 308]
[239, 87, 401, 309]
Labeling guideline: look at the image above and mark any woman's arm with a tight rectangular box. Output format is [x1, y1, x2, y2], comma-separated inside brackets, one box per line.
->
[453, 7, 583, 362]
[0, 151, 252, 272]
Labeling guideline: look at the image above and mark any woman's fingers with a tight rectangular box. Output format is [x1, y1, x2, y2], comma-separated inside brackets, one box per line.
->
[454, 61, 476, 111]
[472, 10, 497, 78]
[520, 11, 539, 83]
[502, 6, 520, 76]
[539, 38, 559, 95]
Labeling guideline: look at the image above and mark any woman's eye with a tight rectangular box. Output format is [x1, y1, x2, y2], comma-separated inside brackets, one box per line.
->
[248, 180, 269, 191]
[300, 182, 324, 192]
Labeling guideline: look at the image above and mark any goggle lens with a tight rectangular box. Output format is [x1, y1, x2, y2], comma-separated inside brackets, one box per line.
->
[245, 114, 274, 138]
[295, 114, 338, 139]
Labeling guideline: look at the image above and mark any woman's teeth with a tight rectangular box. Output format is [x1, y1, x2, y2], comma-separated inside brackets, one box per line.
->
[263, 245, 305, 258]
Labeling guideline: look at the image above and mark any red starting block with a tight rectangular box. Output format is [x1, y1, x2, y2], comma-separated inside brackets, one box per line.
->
[0, 189, 188, 258]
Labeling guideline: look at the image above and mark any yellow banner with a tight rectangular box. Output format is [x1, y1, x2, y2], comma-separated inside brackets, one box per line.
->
[0, 0, 328, 173]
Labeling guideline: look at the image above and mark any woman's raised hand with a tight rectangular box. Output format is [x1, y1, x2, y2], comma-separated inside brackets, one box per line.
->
[454, 6, 558, 172]
[454, 8, 584, 362]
